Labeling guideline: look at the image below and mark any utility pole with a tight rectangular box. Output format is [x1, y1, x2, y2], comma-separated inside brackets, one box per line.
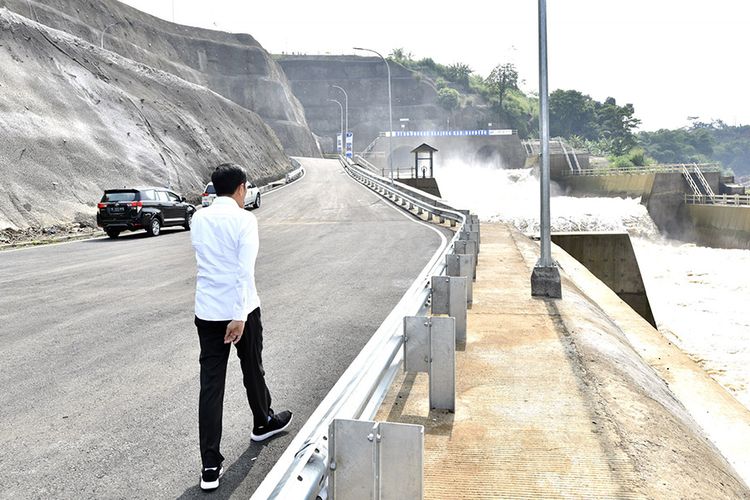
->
[530, 0, 562, 298]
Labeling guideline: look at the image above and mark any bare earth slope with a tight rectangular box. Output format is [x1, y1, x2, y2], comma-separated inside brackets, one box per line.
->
[0, 9, 290, 229]
[0, 0, 320, 157]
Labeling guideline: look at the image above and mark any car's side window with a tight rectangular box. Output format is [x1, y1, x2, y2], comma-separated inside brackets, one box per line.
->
[167, 192, 180, 203]
[156, 191, 169, 202]
[141, 190, 156, 201]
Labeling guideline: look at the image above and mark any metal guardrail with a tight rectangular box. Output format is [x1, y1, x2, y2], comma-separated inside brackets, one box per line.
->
[258, 166, 305, 194]
[685, 193, 750, 206]
[566, 163, 722, 176]
[353, 154, 379, 173]
[284, 166, 304, 184]
[251, 156, 468, 500]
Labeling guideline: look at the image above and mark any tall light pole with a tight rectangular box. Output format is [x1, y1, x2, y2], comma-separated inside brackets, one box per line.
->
[100, 21, 120, 50]
[328, 98, 344, 155]
[353, 47, 393, 183]
[531, 0, 561, 298]
[331, 85, 348, 139]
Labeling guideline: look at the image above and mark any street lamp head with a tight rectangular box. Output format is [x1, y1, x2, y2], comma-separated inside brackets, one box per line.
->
[353, 47, 364, 51]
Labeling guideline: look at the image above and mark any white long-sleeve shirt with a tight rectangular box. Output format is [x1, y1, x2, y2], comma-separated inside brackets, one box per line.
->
[191, 196, 260, 321]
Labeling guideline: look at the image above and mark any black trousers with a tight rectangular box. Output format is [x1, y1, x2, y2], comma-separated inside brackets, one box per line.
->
[195, 307, 272, 468]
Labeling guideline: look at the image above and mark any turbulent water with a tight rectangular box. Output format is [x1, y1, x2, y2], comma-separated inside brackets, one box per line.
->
[435, 160, 750, 409]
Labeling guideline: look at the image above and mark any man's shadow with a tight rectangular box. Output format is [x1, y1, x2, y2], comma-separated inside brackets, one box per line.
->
[177, 440, 269, 499]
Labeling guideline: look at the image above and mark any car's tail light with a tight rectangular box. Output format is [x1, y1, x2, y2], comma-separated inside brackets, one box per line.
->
[128, 201, 143, 207]
[202, 192, 208, 197]
[97, 203, 107, 209]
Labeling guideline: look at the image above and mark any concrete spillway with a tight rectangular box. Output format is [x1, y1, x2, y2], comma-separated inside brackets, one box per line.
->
[560, 170, 750, 250]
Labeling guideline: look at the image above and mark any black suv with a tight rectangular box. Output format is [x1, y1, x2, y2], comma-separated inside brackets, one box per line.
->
[96, 187, 196, 238]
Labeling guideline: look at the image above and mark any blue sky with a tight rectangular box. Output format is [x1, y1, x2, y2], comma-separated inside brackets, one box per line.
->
[120, 0, 750, 131]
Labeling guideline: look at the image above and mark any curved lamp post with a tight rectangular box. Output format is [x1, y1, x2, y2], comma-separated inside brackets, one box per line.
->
[100, 21, 121, 50]
[331, 85, 349, 141]
[353, 47, 393, 183]
[328, 98, 344, 155]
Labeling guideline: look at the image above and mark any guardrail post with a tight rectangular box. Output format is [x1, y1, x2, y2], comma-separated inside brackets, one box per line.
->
[459, 229, 480, 253]
[329, 419, 424, 500]
[404, 316, 456, 411]
[426, 212, 433, 222]
[450, 218, 457, 228]
[431, 276, 467, 343]
[466, 223, 481, 243]
[453, 240, 477, 279]
[417, 206, 424, 215]
[439, 215, 446, 224]
[446, 254, 473, 304]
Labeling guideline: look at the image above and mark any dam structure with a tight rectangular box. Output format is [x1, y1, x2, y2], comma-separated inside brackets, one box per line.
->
[558, 162, 750, 250]
[521, 139, 750, 250]
[1, 3, 750, 499]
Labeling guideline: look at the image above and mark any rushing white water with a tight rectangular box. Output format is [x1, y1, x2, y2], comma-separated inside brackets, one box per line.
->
[435, 160, 750, 409]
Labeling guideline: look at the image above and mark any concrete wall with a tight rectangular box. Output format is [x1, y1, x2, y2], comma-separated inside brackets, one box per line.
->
[277, 55, 505, 155]
[562, 172, 656, 198]
[686, 205, 750, 249]
[551, 232, 656, 327]
[397, 178, 442, 198]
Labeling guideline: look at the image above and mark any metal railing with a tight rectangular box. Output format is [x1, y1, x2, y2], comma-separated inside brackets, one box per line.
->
[682, 164, 703, 196]
[685, 193, 750, 206]
[258, 166, 305, 194]
[693, 165, 716, 198]
[251, 156, 467, 500]
[354, 154, 378, 173]
[566, 162, 722, 176]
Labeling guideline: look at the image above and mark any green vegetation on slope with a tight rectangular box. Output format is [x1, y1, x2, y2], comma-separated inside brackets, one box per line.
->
[388, 48, 538, 137]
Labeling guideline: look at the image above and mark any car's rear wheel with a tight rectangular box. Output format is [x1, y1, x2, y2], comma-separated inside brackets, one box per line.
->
[183, 212, 192, 231]
[105, 229, 120, 239]
[146, 217, 161, 236]
[254, 193, 261, 209]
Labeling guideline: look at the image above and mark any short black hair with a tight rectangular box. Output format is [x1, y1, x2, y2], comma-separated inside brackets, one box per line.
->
[212, 163, 247, 196]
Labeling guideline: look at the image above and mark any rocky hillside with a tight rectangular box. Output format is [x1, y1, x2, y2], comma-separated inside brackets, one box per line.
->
[1, 0, 320, 157]
[0, 9, 290, 229]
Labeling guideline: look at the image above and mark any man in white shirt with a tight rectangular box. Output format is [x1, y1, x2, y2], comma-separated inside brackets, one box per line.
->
[191, 163, 292, 491]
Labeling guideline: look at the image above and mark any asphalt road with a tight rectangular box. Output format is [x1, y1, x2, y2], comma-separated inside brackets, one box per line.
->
[0, 158, 448, 499]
